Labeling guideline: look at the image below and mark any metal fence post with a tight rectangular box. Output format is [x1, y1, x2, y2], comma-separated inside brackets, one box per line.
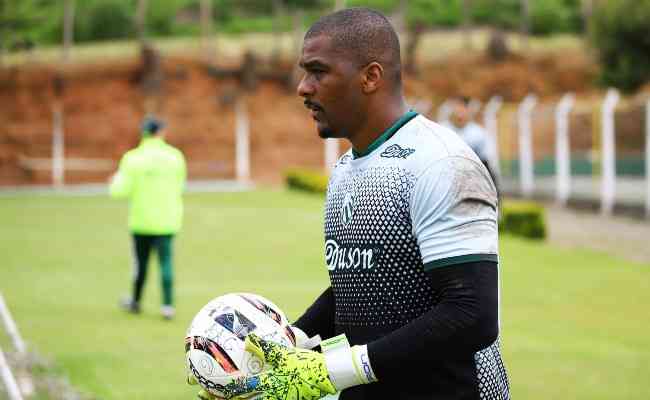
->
[600, 89, 619, 216]
[324, 139, 339, 172]
[646, 98, 650, 218]
[235, 98, 251, 182]
[0, 347, 24, 400]
[52, 104, 65, 188]
[436, 98, 453, 125]
[484, 96, 503, 177]
[555, 93, 575, 206]
[517, 94, 537, 198]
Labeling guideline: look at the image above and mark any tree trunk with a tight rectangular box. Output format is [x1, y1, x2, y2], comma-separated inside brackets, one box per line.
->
[62, 0, 75, 64]
[462, 0, 473, 50]
[135, 0, 148, 45]
[392, 0, 408, 35]
[271, 0, 285, 64]
[582, 0, 593, 39]
[520, 0, 530, 51]
[291, 9, 305, 87]
[200, 0, 215, 62]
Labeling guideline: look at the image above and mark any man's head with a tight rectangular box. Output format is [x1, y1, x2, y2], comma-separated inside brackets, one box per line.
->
[141, 116, 166, 138]
[450, 97, 472, 129]
[297, 8, 402, 139]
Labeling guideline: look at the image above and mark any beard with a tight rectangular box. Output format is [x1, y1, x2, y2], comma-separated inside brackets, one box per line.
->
[317, 124, 337, 139]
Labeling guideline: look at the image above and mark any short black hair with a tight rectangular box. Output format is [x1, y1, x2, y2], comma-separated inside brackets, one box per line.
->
[305, 7, 402, 87]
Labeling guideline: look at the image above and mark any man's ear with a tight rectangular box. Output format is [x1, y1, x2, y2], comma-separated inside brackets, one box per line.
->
[361, 62, 384, 94]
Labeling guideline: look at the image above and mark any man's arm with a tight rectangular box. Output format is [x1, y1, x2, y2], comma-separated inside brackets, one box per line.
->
[367, 260, 498, 380]
[293, 286, 336, 341]
[109, 155, 135, 199]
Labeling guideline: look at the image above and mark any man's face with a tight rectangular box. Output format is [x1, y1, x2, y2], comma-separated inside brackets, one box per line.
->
[297, 35, 362, 139]
[451, 102, 471, 129]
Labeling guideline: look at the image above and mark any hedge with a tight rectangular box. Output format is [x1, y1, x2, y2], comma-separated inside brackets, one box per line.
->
[285, 168, 328, 194]
[499, 200, 547, 240]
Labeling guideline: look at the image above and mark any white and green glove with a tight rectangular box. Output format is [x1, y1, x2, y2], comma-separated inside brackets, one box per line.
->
[187, 332, 376, 400]
[240, 333, 377, 400]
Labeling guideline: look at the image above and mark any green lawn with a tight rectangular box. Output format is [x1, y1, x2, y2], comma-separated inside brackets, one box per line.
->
[0, 190, 648, 399]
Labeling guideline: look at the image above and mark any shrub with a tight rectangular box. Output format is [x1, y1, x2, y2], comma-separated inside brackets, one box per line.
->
[285, 168, 328, 194]
[76, 0, 133, 42]
[591, 0, 650, 93]
[499, 200, 546, 240]
[529, 0, 582, 36]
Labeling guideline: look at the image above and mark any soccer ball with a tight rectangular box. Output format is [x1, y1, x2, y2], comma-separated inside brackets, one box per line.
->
[185, 293, 296, 398]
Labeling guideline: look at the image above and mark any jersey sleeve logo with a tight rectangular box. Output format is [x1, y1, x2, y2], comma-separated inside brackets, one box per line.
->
[380, 144, 415, 159]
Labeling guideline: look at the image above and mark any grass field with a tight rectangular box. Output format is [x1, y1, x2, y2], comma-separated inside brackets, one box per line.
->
[1, 190, 649, 399]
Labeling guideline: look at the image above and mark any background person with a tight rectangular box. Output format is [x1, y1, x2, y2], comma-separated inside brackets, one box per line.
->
[446, 96, 500, 193]
[110, 117, 186, 320]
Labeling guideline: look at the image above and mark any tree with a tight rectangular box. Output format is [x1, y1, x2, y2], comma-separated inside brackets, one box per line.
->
[591, 0, 650, 92]
[520, 0, 530, 51]
[62, 0, 74, 63]
[461, 0, 473, 49]
[200, 0, 215, 61]
[135, 0, 148, 44]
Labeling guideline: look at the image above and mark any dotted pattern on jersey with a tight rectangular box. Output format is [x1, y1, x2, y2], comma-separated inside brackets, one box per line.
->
[474, 337, 511, 400]
[325, 165, 437, 326]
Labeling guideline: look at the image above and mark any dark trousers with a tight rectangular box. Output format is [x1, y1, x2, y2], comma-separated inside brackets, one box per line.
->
[131, 234, 174, 306]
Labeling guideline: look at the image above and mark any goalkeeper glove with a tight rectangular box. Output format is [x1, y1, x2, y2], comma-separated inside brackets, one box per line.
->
[237, 333, 377, 400]
[186, 326, 322, 400]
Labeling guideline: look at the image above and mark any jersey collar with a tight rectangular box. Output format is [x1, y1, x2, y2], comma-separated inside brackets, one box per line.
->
[352, 110, 418, 159]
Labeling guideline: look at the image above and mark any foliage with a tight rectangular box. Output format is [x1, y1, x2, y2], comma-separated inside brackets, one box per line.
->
[285, 168, 328, 193]
[591, 0, 650, 93]
[75, 0, 133, 42]
[499, 200, 546, 240]
[0, 0, 60, 47]
[1, 0, 588, 48]
[529, 0, 582, 35]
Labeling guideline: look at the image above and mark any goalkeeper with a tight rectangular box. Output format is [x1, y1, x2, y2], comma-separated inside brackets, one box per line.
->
[191, 7, 509, 400]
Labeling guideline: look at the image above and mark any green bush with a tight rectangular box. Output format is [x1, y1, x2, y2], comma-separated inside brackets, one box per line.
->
[591, 0, 650, 93]
[285, 168, 328, 194]
[499, 200, 547, 240]
[530, 0, 582, 35]
[76, 0, 133, 42]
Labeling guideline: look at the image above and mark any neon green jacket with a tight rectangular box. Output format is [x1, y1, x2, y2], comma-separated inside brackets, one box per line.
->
[110, 137, 186, 234]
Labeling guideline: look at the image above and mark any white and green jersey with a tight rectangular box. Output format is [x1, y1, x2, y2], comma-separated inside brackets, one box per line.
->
[322, 111, 507, 399]
[325, 111, 498, 327]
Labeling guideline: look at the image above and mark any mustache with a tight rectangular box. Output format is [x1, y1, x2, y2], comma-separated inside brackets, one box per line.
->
[304, 100, 323, 111]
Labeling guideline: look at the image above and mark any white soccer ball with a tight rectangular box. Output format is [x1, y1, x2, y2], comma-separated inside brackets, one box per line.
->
[185, 293, 296, 398]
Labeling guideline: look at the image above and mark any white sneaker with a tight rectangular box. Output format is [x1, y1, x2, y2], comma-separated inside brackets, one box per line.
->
[161, 305, 175, 320]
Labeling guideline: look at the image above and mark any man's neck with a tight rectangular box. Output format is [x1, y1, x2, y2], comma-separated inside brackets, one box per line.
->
[350, 99, 408, 154]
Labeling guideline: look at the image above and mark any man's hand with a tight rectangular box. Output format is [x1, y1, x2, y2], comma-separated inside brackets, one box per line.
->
[187, 331, 376, 400]
[238, 333, 337, 400]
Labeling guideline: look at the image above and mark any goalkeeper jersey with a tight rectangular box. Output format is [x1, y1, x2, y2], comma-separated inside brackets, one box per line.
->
[322, 111, 508, 399]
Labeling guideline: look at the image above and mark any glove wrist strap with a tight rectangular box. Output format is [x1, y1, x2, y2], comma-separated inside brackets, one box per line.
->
[321, 334, 377, 391]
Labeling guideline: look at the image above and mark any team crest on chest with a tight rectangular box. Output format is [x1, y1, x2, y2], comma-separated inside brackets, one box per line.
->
[341, 192, 355, 225]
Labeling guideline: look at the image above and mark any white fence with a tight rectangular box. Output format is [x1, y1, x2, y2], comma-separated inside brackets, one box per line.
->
[437, 91, 650, 217]
[0, 292, 30, 399]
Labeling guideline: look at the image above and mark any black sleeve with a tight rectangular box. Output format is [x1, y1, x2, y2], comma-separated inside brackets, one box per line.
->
[292, 286, 336, 340]
[367, 261, 499, 381]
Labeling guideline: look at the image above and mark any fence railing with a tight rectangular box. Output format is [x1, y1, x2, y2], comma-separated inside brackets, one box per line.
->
[437, 90, 650, 217]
